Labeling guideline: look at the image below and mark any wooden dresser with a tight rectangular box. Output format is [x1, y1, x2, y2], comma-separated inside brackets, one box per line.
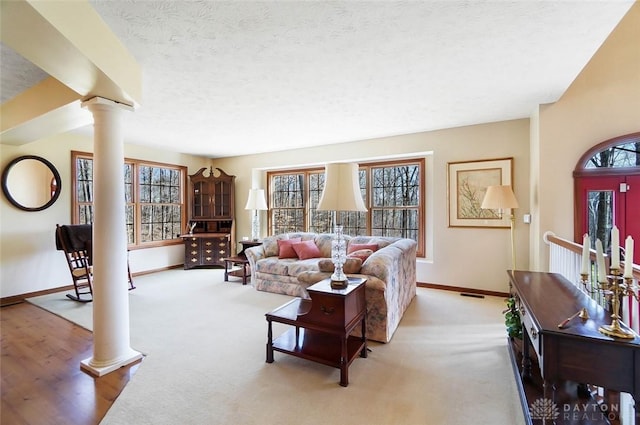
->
[182, 233, 230, 269]
[182, 167, 235, 268]
[508, 270, 640, 425]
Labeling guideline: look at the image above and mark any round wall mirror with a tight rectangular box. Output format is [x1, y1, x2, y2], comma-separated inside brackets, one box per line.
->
[1, 155, 62, 211]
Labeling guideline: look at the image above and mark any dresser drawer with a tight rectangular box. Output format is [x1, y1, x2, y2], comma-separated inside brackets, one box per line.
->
[518, 298, 542, 361]
[301, 284, 365, 329]
[302, 293, 347, 327]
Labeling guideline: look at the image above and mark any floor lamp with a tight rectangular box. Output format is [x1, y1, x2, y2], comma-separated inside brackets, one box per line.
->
[481, 185, 519, 271]
[316, 163, 367, 289]
[245, 188, 268, 241]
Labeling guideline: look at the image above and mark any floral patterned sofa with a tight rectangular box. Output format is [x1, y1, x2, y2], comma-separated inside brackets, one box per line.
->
[244, 232, 417, 343]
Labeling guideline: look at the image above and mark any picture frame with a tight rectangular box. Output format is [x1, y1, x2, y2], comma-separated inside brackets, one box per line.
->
[447, 157, 514, 228]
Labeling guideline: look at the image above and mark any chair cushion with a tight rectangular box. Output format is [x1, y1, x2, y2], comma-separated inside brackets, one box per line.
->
[278, 238, 302, 259]
[292, 240, 321, 260]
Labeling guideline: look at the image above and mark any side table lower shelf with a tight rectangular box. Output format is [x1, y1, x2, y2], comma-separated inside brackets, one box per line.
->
[270, 328, 366, 370]
[265, 281, 367, 387]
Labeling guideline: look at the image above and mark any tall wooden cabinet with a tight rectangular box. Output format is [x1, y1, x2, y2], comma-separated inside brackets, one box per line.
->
[182, 167, 235, 269]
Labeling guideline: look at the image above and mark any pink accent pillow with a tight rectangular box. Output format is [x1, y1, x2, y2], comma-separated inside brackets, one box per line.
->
[278, 238, 302, 259]
[348, 249, 374, 262]
[347, 243, 378, 255]
[292, 240, 322, 260]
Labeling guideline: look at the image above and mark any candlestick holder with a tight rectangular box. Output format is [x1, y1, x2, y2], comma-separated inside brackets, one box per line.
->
[581, 269, 639, 339]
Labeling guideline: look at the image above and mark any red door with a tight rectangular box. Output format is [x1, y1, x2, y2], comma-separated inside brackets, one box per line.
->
[576, 175, 639, 264]
[626, 175, 640, 264]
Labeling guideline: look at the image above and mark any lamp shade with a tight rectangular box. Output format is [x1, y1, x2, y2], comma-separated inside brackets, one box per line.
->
[317, 163, 367, 212]
[481, 185, 519, 210]
[244, 188, 268, 210]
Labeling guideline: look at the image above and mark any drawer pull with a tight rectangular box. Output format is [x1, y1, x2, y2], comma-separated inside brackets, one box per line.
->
[530, 327, 538, 340]
[320, 306, 335, 316]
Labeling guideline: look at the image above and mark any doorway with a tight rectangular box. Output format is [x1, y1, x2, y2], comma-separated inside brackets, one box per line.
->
[574, 132, 640, 264]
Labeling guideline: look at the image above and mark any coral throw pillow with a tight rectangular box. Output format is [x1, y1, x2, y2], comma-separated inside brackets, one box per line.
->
[278, 238, 302, 259]
[347, 243, 378, 255]
[292, 240, 322, 260]
[348, 249, 374, 262]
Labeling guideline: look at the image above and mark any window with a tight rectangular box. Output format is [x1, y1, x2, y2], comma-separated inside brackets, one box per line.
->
[72, 151, 187, 248]
[268, 158, 425, 256]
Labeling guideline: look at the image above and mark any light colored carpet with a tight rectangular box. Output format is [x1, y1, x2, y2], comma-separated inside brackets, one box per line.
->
[27, 269, 526, 425]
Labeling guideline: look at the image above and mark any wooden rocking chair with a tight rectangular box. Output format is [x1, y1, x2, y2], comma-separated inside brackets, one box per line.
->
[55, 224, 135, 302]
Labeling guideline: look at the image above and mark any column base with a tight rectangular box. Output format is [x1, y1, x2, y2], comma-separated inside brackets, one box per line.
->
[80, 349, 143, 377]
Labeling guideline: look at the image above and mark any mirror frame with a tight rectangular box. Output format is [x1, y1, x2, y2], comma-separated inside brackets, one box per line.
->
[1, 155, 62, 212]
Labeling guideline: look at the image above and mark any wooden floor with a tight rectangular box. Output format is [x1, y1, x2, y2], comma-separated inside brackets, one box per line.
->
[1, 302, 140, 425]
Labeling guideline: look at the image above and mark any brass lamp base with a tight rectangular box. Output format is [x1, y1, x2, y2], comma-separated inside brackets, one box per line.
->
[599, 321, 636, 339]
[330, 279, 349, 290]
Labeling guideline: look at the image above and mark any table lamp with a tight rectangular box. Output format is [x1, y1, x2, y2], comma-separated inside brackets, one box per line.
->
[316, 163, 367, 289]
[245, 188, 268, 241]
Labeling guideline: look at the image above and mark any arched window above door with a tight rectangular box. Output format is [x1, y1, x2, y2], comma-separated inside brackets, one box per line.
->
[576, 132, 640, 173]
[574, 132, 640, 264]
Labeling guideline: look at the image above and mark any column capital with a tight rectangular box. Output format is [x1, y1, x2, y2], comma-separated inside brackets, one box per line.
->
[82, 96, 135, 112]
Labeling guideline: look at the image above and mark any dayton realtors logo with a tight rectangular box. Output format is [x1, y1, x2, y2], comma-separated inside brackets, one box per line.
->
[530, 398, 620, 422]
[529, 398, 560, 420]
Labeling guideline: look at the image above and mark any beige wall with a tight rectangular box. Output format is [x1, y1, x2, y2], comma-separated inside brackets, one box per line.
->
[0, 131, 209, 298]
[531, 2, 640, 271]
[2, 3, 637, 299]
[214, 118, 531, 294]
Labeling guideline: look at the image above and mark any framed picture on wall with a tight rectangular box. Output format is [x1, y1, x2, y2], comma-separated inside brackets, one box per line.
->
[447, 157, 514, 228]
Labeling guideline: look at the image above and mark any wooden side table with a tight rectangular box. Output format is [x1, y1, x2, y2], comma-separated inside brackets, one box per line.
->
[223, 256, 250, 285]
[237, 240, 262, 257]
[265, 277, 367, 386]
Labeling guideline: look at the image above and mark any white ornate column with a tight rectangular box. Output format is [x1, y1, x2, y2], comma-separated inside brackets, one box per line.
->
[80, 97, 142, 376]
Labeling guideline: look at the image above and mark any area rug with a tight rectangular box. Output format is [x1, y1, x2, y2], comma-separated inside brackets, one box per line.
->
[27, 268, 526, 425]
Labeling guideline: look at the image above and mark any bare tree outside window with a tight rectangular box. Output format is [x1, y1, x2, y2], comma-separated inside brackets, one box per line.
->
[370, 165, 419, 240]
[71, 152, 185, 247]
[268, 159, 424, 256]
[271, 173, 305, 234]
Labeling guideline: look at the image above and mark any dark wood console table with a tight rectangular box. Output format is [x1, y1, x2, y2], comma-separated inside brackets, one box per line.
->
[265, 277, 367, 386]
[509, 270, 639, 425]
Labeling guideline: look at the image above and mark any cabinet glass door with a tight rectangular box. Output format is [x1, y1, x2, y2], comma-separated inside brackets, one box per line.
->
[213, 181, 231, 218]
[193, 181, 212, 218]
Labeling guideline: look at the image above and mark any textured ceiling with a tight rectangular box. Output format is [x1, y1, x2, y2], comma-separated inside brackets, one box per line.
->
[0, 1, 634, 158]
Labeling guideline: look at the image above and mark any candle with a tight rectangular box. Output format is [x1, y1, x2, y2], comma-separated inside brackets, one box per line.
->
[581, 233, 590, 275]
[611, 226, 620, 270]
[596, 239, 607, 283]
[624, 236, 634, 279]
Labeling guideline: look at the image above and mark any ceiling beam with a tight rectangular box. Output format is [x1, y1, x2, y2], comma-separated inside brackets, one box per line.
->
[0, 0, 141, 145]
[0, 77, 92, 145]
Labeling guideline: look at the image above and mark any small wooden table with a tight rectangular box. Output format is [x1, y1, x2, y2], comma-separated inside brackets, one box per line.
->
[223, 256, 250, 285]
[238, 240, 262, 257]
[265, 277, 367, 386]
